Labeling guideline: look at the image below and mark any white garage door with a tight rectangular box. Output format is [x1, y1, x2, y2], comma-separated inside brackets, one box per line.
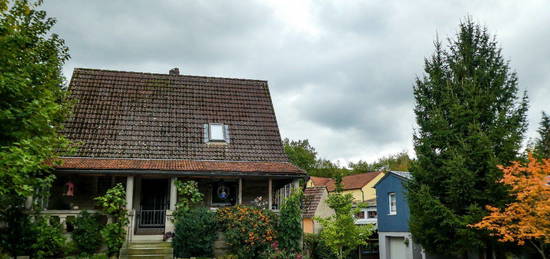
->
[389, 237, 407, 259]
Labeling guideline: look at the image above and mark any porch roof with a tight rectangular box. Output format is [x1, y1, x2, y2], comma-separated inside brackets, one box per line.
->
[54, 157, 305, 177]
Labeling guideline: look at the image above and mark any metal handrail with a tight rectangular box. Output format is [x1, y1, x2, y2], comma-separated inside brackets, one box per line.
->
[137, 209, 166, 228]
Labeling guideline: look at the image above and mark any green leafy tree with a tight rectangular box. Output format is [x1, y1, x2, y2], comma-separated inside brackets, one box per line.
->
[408, 18, 528, 257]
[283, 138, 318, 172]
[95, 183, 128, 257]
[316, 174, 374, 259]
[0, 0, 71, 255]
[349, 151, 413, 173]
[534, 112, 550, 159]
[276, 189, 304, 254]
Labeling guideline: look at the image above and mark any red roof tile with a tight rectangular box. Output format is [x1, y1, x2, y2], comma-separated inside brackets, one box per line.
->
[310, 172, 383, 191]
[55, 157, 303, 175]
[309, 176, 332, 187]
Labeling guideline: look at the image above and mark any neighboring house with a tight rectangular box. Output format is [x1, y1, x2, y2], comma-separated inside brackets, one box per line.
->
[302, 186, 334, 234]
[307, 172, 385, 225]
[375, 171, 424, 259]
[44, 68, 306, 242]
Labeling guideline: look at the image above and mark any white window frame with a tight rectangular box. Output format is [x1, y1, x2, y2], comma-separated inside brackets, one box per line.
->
[209, 123, 226, 141]
[388, 192, 397, 215]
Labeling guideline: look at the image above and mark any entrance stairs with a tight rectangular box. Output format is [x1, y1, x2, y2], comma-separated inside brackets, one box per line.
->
[120, 241, 173, 259]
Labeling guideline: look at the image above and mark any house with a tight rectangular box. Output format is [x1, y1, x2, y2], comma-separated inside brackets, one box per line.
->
[374, 171, 424, 259]
[44, 68, 306, 242]
[302, 186, 334, 234]
[307, 172, 385, 224]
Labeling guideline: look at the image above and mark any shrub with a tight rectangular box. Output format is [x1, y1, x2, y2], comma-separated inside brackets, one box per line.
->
[0, 208, 36, 256]
[31, 216, 67, 258]
[95, 183, 128, 257]
[173, 207, 217, 257]
[217, 206, 277, 259]
[72, 210, 103, 255]
[276, 189, 303, 254]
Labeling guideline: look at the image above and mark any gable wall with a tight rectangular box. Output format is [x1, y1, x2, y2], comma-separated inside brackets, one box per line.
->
[375, 174, 410, 232]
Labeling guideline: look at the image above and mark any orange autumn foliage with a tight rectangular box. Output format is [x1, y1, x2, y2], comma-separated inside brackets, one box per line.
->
[471, 154, 550, 246]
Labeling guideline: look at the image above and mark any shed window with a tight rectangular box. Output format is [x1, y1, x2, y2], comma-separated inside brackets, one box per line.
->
[388, 192, 397, 215]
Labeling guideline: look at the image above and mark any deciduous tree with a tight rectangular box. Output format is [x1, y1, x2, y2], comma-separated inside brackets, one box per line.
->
[471, 155, 550, 259]
[316, 174, 374, 259]
[408, 18, 528, 257]
[0, 0, 71, 255]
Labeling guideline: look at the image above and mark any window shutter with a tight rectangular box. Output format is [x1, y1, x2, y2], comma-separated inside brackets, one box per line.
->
[224, 124, 230, 143]
[203, 124, 209, 143]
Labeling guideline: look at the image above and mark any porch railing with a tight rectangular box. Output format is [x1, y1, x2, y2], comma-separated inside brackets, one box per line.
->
[137, 209, 166, 228]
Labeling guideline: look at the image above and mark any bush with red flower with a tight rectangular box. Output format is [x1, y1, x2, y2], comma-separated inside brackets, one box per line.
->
[216, 205, 277, 259]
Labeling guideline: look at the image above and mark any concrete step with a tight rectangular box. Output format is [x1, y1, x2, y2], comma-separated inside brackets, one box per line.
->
[129, 242, 172, 248]
[125, 255, 172, 259]
[120, 241, 173, 259]
[121, 248, 173, 255]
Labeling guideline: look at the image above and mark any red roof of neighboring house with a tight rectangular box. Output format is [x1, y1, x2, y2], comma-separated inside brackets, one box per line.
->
[55, 157, 303, 175]
[309, 176, 333, 187]
[310, 172, 383, 191]
[303, 186, 327, 218]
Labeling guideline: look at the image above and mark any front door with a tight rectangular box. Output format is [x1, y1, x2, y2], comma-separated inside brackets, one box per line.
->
[137, 178, 168, 234]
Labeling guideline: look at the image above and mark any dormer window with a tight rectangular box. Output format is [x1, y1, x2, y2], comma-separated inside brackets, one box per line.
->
[204, 123, 230, 143]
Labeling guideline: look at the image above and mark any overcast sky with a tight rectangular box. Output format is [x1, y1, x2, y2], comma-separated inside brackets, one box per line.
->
[43, 0, 550, 164]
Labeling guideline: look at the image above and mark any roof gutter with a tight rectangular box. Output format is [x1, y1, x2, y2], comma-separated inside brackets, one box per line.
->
[55, 168, 307, 179]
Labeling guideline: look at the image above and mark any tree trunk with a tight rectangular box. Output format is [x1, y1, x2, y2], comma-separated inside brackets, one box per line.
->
[529, 239, 546, 259]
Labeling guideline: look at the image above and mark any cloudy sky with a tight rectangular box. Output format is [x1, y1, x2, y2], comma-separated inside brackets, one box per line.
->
[42, 0, 550, 164]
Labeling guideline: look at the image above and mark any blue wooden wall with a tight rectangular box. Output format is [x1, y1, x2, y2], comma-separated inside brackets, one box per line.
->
[375, 173, 410, 232]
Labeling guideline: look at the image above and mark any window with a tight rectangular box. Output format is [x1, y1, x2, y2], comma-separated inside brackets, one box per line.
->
[204, 123, 230, 143]
[355, 211, 366, 219]
[367, 209, 377, 219]
[209, 124, 225, 141]
[388, 192, 397, 215]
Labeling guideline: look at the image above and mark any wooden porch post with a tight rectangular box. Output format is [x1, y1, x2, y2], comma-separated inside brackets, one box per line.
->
[126, 176, 134, 211]
[170, 176, 177, 211]
[238, 178, 242, 204]
[268, 178, 273, 210]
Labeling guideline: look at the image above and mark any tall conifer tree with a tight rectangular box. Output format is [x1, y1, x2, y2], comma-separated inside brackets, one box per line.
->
[408, 18, 528, 257]
[534, 112, 550, 159]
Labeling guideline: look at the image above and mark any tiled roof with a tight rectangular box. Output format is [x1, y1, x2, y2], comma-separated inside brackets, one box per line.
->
[62, 68, 289, 162]
[309, 176, 333, 187]
[303, 186, 326, 218]
[311, 172, 383, 191]
[55, 157, 303, 174]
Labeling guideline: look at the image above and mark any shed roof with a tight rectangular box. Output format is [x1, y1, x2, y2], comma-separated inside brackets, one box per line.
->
[303, 186, 327, 218]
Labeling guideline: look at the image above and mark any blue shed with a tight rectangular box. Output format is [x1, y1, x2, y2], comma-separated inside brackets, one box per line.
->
[374, 171, 424, 259]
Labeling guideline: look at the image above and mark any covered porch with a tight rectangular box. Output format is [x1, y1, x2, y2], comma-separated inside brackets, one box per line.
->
[44, 172, 301, 241]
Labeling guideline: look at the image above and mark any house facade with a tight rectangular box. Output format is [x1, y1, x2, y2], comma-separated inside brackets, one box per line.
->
[307, 172, 384, 225]
[375, 171, 424, 259]
[302, 186, 334, 234]
[44, 68, 306, 242]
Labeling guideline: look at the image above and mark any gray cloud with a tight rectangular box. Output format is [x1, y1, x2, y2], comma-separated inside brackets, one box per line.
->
[43, 0, 550, 163]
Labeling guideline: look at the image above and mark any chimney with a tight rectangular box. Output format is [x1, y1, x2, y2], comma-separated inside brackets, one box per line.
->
[169, 67, 180, 76]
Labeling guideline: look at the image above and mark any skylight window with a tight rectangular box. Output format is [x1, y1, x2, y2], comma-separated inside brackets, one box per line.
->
[209, 124, 225, 141]
[203, 123, 230, 143]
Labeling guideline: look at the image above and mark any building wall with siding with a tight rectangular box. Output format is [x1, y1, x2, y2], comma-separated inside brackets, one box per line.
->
[375, 174, 410, 232]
